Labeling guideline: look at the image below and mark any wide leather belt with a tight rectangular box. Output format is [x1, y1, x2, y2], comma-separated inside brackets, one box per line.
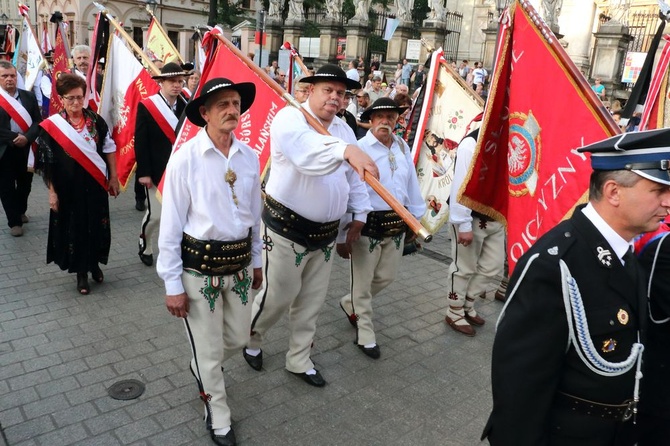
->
[181, 231, 251, 275]
[472, 210, 493, 223]
[555, 392, 634, 422]
[362, 210, 407, 239]
[262, 195, 339, 251]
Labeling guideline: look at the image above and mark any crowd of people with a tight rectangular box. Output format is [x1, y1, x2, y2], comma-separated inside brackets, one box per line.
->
[2, 41, 670, 446]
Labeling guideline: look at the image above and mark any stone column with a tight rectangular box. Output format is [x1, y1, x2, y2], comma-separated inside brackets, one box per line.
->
[481, 23, 498, 72]
[265, 19, 285, 63]
[559, 0, 596, 73]
[316, 19, 345, 66]
[345, 20, 371, 69]
[283, 20, 304, 57]
[591, 20, 633, 99]
[419, 20, 446, 64]
[386, 25, 414, 64]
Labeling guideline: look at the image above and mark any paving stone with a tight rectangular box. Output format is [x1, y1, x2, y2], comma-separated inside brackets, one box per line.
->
[84, 409, 134, 436]
[4, 415, 55, 444]
[7, 368, 51, 391]
[114, 418, 162, 444]
[35, 423, 88, 445]
[52, 402, 99, 428]
[23, 393, 71, 419]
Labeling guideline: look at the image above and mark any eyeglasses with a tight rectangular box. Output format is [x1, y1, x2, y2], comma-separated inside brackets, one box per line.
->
[62, 95, 85, 102]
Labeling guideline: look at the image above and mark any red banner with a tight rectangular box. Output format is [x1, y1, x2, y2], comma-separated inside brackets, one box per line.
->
[48, 22, 69, 116]
[99, 34, 159, 189]
[158, 32, 284, 195]
[459, 0, 619, 271]
[640, 35, 670, 130]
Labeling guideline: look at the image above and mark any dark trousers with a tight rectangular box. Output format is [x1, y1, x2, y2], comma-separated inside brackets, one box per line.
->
[134, 175, 146, 202]
[0, 146, 32, 228]
[637, 412, 670, 446]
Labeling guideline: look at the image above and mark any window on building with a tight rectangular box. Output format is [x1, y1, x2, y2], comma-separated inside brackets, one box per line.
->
[168, 30, 179, 53]
[133, 27, 143, 47]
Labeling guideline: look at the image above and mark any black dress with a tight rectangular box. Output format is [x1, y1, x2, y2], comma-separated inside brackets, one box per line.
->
[38, 110, 112, 274]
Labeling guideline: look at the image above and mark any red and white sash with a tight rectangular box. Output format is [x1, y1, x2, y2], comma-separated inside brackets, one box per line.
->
[0, 87, 32, 133]
[142, 94, 178, 145]
[181, 87, 191, 100]
[40, 115, 108, 189]
[0, 87, 38, 170]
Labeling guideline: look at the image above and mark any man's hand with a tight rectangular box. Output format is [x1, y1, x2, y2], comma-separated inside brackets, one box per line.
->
[339, 220, 365, 258]
[336, 243, 349, 259]
[139, 176, 153, 189]
[457, 231, 474, 247]
[108, 176, 120, 197]
[344, 145, 379, 181]
[166, 293, 189, 318]
[13, 134, 28, 147]
[252, 268, 263, 290]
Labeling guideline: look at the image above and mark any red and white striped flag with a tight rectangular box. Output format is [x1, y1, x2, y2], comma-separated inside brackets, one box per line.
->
[99, 34, 159, 189]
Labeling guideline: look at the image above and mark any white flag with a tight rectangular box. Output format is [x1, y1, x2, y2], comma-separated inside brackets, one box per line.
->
[16, 17, 45, 91]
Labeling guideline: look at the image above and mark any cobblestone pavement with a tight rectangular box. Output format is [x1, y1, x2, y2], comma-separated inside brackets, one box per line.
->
[0, 182, 502, 446]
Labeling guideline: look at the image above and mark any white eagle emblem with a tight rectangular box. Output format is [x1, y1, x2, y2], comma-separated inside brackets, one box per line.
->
[111, 89, 130, 132]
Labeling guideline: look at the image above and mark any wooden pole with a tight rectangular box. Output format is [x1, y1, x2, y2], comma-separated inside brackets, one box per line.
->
[216, 34, 433, 242]
[92, 2, 161, 75]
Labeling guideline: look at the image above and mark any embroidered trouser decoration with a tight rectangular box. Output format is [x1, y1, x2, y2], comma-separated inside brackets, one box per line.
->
[231, 269, 251, 305]
[368, 237, 382, 253]
[322, 242, 334, 262]
[188, 271, 223, 312]
[392, 234, 403, 249]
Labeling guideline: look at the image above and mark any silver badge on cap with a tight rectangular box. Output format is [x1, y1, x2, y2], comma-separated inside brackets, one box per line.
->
[597, 246, 612, 267]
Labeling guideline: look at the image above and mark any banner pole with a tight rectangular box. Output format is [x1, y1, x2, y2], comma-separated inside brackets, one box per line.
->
[216, 33, 432, 243]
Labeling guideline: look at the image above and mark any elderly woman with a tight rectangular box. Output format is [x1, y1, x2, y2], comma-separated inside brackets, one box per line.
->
[37, 73, 119, 294]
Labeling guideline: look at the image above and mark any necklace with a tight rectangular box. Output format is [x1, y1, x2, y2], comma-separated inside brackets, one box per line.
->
[225, 168, 239, 206]
[69, 115, 85, 131]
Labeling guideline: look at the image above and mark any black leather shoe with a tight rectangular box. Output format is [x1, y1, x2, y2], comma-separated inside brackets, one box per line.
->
[135, 199, 146, 212]
[210, 428, 236, 446]
[290, 370, 326, 387]
[77, 273, 90, 295]
[243, 350, 263, 371]
[139, 253, 154, 266]
[358, 344, 381, 359]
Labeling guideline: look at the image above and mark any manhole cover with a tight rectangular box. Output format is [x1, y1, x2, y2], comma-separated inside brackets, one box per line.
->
[107, 379, 145, 400]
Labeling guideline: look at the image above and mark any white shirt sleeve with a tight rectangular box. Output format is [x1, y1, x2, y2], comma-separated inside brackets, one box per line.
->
[403, 140, 427, 219]
[345, 164, 371, 223]
[272, 107, 348, 175]
[448, 135, 476, 233]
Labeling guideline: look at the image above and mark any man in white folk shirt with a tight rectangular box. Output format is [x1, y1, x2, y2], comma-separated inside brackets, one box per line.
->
[243, 64, 377, 387]
[156, 78, 263, 446]
[444, 119, 505, 337]
[337, 97, 426, 358]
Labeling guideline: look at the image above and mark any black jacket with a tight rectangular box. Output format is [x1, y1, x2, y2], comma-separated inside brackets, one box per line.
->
[0, 88, 42, 160]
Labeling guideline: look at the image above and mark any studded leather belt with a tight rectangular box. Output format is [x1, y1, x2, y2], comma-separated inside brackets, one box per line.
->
[362, 210, 407, 239]
[181, 231, 251, 275]
[262, 195, 339, 251]
[555, 391, 634, 422]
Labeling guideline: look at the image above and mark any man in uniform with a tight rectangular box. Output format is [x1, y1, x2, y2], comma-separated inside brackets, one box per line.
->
[337, 97, 425, 358]
[444, 121, 505, 337]
[243, 64, 377, 387]
[0, 61, 41, 236]
[136, 62, 190, 267]
[157, 78, 262, 446]
[483, 129, 670, 445]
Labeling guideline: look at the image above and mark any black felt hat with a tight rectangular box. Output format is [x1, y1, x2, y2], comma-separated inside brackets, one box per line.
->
[300, 64, 361, 90]
[578, 128, 670, 185]
[151, 62, 192, 80]
[360, 97, 409, 122]
[185, 77, 256, 127]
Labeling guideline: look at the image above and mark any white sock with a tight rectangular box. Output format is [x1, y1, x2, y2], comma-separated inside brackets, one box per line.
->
[364, 343, 377, 349]
[245, 348, 261, 356]
[213, 426, 231, 436]
[305, 368, 317, 375]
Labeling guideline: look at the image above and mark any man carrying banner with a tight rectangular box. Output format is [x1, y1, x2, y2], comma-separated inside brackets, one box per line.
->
[337, 97, 425, 359]
[136, 62, 190, 267]
[444, 123, 505, 337]
[243, 64, 376, 387]
[0, 60, 41, 237]
[156, 78, 263, 446]
[483, 129, 670, 445]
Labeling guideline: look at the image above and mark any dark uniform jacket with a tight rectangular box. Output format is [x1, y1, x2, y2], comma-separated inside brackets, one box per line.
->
[0, 88, 42, 160]
[134, 94, 185, 186]
[483, 204, 644, 446]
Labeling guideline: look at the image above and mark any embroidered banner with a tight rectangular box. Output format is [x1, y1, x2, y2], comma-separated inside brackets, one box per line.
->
[98, 34, 159, 189]
[640, 35, 670, 130]
[15, 13, 45, 91]
[48, 21, 70, 116]
[145, 17, 181, 65]
[408, 48, 483, 233]
[459, 0, 619, 271]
